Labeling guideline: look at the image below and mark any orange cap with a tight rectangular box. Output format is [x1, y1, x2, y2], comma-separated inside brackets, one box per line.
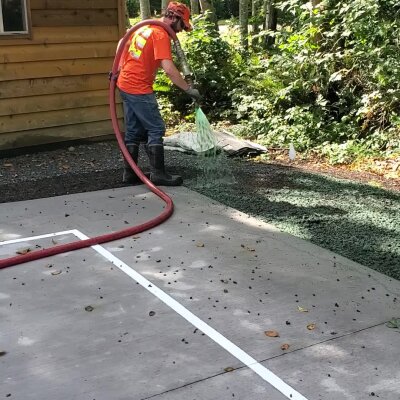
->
[166, 2, 192, 31]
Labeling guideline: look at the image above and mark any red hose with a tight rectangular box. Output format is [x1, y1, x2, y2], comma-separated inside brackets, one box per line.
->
[0, 20, 178, 270]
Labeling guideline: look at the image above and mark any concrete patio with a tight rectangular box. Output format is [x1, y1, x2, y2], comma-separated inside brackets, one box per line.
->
[1, 186, 399, 400]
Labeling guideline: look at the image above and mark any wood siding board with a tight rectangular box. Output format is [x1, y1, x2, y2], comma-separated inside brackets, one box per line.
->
[0, 75, 108, 99]
[0, 26, 119, 46]
[1, 42, 117, 64]
[0, 105, 123, 134]
[30, 0, 118, 9]
[1, 58, 113, 81]
[0, 119, 123, 150]
[0, 90, 122, 116]
[31, 10, 118, 27]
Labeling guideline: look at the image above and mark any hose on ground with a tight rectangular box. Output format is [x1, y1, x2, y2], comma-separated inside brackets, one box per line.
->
[0, 20, 178, 270]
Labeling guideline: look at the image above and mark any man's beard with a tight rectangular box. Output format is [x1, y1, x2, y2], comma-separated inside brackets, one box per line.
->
[171, 19, 182, 32]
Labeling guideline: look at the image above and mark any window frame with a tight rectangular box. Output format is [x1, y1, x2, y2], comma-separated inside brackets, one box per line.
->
[0, 0, 32, 39]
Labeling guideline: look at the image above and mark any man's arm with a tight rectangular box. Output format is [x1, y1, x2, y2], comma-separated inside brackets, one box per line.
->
[160, 59, 190, 91]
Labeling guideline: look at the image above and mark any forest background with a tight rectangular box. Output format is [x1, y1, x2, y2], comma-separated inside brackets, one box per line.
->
[125, 0, 399, 170]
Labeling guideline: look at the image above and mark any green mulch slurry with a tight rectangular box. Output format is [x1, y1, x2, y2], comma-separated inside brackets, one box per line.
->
[184, 157, 400, 281]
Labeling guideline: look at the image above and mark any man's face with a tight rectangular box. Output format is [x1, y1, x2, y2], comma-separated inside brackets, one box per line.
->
[171, 16, 185, 33]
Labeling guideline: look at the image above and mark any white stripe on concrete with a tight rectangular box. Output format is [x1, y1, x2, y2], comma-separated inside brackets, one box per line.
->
[0, 230, 76, 245]
[70, 229, 309, 400]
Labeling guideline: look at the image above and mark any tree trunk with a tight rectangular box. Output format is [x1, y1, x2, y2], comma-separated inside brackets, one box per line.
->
[252, 0, 260, 34]
[311, 0, 321, 8]
[239, 0, 249, 50]
[251, 0, 261, 48]
[139, 0, 151, 19]
[190, 0, 200, 15]
[199, 0, 218, 30]
[123, 0, 130, 28]
[310, 0, 322, 43]
[263, 0, 277, 48]
[161, 0, 170, 14]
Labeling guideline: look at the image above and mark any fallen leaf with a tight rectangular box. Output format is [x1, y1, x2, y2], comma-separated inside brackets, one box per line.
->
[307, 323, 316, 330]
[196, 243, 205, 247]
[132, 236, 140, 239]
[16, 248, 31, 255]
[297, 306, 309, 312]
[51, 270, 62, 275]
[368, 180, 382, 188]
[51, 238, 58, 245]
[149, 311, 156, 317]
[224, 367, 235, 372]
[85, 305, 94, 312]
[386, 318, 400, 329]
[265, 330, 280, 337]
[281, 343, 290, 351]
[0, 351, 7, 357]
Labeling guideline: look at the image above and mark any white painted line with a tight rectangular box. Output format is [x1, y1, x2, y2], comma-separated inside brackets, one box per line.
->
[71, 229, 309, 400]
[0, 230, 76, 245]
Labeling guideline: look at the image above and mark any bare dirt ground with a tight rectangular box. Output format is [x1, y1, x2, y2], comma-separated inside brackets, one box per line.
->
[264, 149, 400, 193]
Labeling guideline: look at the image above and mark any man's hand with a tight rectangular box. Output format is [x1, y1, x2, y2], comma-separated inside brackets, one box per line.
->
[185, 88, 201, 101]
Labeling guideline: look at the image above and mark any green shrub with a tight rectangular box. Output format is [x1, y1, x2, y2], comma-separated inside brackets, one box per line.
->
[230, 0, 400, 162]
[156, 14, 242, 120]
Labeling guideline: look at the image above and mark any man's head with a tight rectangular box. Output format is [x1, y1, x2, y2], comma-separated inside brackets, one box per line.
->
[164, 2, 192, 33]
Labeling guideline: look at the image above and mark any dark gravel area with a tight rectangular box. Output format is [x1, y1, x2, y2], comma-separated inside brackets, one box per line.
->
[1, 139, 399, 280]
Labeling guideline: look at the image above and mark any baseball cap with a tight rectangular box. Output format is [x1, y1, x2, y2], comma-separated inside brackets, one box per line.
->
[166, 2, 192, 31]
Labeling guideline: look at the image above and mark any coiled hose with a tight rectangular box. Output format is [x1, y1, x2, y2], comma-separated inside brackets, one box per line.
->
[0, 20, 180, 270]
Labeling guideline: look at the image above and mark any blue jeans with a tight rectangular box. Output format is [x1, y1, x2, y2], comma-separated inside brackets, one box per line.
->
[119, 90, 165, 146]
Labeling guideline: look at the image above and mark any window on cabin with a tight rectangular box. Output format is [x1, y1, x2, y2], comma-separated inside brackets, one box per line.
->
[0, 0, 29, 35]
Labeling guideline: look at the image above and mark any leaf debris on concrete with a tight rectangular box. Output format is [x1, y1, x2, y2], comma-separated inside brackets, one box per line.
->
[16, 248, 31, 255]
[298, 306, 309, 312]
[386, 318, 400, 329]
[51, 270, 62, 275]
[265, 330, 280, 337]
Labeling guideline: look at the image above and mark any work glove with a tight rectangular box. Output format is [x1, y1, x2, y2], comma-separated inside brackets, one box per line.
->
[185, 87, 202, 101]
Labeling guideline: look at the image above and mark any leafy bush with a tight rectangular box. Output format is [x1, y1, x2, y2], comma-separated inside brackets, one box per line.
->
[230, 0, 400, 163]
[147, 1, 400, 164]
[156, 14, 243, 119]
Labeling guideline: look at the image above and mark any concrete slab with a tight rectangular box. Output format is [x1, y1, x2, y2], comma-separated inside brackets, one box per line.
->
[0, 186, 399, 400]
[265, 324, 400, 400]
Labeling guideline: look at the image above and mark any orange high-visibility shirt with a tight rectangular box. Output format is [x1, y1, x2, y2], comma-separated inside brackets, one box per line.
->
[117, 25, 172, 94]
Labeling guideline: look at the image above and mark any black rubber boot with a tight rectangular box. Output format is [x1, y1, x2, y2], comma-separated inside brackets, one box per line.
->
[147, 144, 183, 186]
[122, 144, 141, 184]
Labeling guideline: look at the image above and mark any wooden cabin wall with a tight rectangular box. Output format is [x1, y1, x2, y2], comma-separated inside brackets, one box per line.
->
[0, 0, 126, 151]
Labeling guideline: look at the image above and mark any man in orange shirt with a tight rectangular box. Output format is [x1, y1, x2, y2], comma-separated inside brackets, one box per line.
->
[117, 2, 200, 186]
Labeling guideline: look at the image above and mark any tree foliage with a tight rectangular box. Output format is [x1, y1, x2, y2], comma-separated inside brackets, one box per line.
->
[155, 14, 242, 118]
[132, 0, 399, 163]
[231, 0, 400, 162]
